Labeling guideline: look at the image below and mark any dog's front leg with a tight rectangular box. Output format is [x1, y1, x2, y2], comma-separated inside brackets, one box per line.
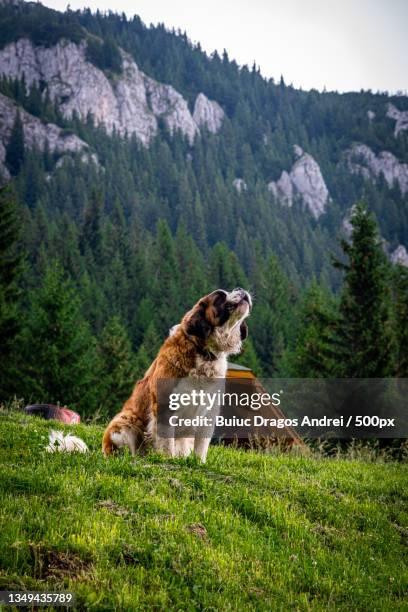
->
[193, 437, 212, 463]
[154, 436, 175, 457]
[174, 437, 195, 458]
[149, 401, 176, 457]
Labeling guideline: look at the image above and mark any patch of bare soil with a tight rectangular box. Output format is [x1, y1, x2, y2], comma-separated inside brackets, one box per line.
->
[28, 544, 92, 580]
[96, 499, 131, 517]
[185, 523, 208, 540]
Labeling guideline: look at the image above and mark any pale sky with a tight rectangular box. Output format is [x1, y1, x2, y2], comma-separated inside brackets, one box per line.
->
[41, 0, 408, 94]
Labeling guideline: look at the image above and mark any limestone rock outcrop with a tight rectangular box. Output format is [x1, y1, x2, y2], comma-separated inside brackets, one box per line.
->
[345, 143, 408, 196]
[268, 146, 329, 219]
[342, 204, 357, 236]
[0, 38, 224, 146]
[233, 178, 247, 193]
[193, 93, 225, 134]
[386, 103, 408, 137]
[390, 244, 408, 267]
[0, 92, 94, 180]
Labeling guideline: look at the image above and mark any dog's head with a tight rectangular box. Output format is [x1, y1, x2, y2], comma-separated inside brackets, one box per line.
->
[182, 288, 252, 355]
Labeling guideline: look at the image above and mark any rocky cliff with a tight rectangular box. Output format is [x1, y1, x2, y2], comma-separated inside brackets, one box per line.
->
[345, 143, 408, 196]
[0, 92, 94, 180]
[193, 93, 224, 134]
[386, 104, 408, 138]
[342, 206, 408, 267]
[391, 244, 408, 267]
[233, 178, 247, 193]
[0, 38, 224, 147]
[268, 146, 330, 219]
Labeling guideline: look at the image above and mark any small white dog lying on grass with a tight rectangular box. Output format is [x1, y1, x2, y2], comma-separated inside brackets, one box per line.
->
[46, 430, 88, 453]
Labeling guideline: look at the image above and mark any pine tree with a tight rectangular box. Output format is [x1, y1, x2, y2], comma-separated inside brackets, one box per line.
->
[151, 220, 181, 334]
[21, 262, 101, 416]
[102, 251, 130, 321]
[393, 264, 408, 377]
[79, 270, 108, 333]
[80, 189, 104, 258]
[103, 36, 122, 73]
[134, 322, 162, 379]
[56, 213, 83, 280]
[106, 198, 127, 260]
[0, 187, 24, 400]
[134, 343, 151, 379]
[209, 242, 248, 290]
[175, 222, 209, 310]
[98, 316, 136, 417]
[333, 202, 396, 377]
[5, 110, 25, 176]
[191, 193, 207, 252]
[234, 337, 262, 374]
[283, 281, 337, 377]
[131, 296, 155, 347]
[251, 254, 294, 377]
[141, 321, 162, 360]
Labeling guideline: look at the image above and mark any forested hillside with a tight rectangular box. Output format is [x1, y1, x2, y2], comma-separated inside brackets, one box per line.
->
[0, 1, 408, 416]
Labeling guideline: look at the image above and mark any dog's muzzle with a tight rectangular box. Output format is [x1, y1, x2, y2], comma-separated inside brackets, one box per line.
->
[231, 287, 252, 310]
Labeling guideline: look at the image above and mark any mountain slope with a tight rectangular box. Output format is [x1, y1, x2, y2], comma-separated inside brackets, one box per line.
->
[1, 0, 407, 263]
[0, 35, 224, 146]
[1, 0, 408, 383]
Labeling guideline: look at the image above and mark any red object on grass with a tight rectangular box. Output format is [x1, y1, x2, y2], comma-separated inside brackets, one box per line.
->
[24, 404, 81, 424]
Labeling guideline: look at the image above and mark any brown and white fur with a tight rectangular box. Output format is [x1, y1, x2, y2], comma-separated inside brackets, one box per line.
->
[102, 288, 251, 462]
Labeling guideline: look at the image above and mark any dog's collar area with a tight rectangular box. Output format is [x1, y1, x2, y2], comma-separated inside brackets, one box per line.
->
[198, 347, 219, 361]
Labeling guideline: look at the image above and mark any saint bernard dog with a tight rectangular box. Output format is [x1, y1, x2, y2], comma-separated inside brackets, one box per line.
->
[102, 287, 252, 462]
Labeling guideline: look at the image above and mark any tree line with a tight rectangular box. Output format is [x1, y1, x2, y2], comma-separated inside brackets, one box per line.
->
[1, 187, 407, 419]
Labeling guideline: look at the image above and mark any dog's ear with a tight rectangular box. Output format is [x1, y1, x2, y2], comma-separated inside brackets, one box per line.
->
[240, 320, 248, 341]
[185, 307, 212, 340]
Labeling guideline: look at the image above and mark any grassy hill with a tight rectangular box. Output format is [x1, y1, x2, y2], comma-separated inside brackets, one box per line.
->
[0, 411, 407, 610]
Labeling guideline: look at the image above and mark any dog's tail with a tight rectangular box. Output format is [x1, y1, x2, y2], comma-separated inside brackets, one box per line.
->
[102, 427, 116, 456]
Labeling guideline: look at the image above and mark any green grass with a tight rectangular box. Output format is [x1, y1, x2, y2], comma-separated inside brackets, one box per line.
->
[0, 412, 407, 611]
